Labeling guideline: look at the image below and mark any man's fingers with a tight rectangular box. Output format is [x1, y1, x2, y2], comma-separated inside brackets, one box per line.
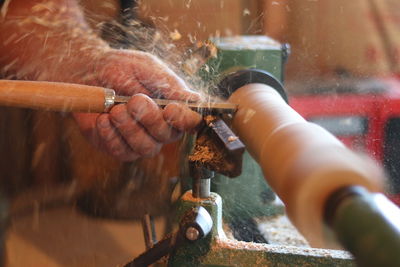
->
[148, 71, 202, 102]
[96, 51, 152, 96]
[96, 114, 140, 161]
[127, 94, 181, 143]
[98, 50, 202, 101]
[163, 87, 202, 102]
[163, 103, 202, 131]
[109, 104, 162, 157]
[95, 98, 201, 161]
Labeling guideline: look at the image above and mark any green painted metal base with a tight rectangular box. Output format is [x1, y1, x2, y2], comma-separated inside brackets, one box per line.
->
[169, 191, 355, 267]
[207, 36, 286, 221]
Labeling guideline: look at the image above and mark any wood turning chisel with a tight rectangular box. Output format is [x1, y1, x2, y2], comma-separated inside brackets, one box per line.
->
[0, 80, 237, 114]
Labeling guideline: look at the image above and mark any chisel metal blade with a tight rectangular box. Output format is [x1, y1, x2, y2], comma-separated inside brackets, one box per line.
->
[114, 96, 238, 114]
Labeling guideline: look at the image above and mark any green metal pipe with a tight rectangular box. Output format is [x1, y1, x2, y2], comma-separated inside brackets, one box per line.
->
[326, 186, 400, 267]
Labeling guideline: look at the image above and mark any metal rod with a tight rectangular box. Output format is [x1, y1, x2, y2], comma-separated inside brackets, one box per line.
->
[192, 178, 211, 199]
[114, 96, 237, 114]
[124, 233, 179, 267]
[199, 179, 211, 198]
[190, 164, 214, 199]
[192, 177, 201, 199]
[141, 214, 157, 249]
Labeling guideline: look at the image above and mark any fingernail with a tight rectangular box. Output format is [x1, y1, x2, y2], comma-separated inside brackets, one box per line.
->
[98, 116, 111, 128]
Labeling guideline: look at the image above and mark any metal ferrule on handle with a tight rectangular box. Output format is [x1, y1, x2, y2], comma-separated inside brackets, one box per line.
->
[104, 88, 116, 111]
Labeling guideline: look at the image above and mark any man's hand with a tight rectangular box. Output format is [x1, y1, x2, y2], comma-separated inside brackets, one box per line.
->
[95, 50, 200, 101]
[74, 49, 203, 162]
[92, 94, 201, 161]
[0, 0, 203, 162]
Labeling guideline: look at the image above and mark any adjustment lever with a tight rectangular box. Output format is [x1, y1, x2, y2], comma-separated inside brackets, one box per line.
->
[123, 207, 213, 267]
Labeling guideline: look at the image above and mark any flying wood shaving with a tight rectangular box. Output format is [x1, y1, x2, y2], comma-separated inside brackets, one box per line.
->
[227, 136, 238, 142]
[0, 0, 11, 20]
[185, 0, 192, 9]
[169, 29, 182, 41]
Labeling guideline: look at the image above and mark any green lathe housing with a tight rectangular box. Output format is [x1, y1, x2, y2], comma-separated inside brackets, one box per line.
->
[207, 36, 288, 223]
[168, 36, 354, 266]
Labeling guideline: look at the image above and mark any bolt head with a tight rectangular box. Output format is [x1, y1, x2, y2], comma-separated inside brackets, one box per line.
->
[185, 226, 200, 241]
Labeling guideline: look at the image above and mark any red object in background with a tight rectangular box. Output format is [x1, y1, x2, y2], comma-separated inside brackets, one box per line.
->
[289, 77, 400, 199]
[391, 194, 400, 206]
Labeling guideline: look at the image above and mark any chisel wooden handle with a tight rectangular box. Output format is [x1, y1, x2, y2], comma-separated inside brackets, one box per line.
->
[0, 80, 115, 113]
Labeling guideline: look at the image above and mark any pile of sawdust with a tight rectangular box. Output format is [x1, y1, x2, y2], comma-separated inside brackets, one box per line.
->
[188, 142, 215, 163]
[188, 134, 224, 167]
[257, 215, 309, 247]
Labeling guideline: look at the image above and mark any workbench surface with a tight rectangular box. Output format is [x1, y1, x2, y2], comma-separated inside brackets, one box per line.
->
[6, 205, 160, 267]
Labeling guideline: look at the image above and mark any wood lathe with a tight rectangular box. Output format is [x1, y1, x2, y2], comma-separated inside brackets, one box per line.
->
[121, 69, 400, 267]
[0, 72, 399, 266]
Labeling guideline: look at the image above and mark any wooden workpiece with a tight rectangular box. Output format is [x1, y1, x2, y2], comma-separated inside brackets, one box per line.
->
[228, 83, 385, 247]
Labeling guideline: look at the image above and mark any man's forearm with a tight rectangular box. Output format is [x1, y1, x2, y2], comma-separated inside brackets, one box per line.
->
[0, 0, 109, 82]
[0, 0, 203, 163]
